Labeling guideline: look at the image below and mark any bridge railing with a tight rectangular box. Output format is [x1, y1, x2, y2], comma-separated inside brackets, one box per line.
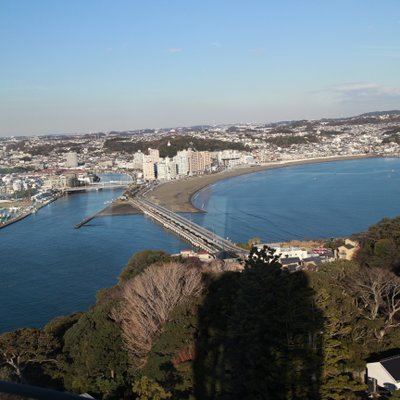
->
[139, 199, 242, 250]
[134, 198, 245, 255]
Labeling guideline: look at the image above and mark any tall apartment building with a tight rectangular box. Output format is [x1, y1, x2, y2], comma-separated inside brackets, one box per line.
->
[166, 157, 177, 180]
[189, 151, 212, 175]
[66, 152, 78, 168]
[148, 148, 160, 163]
[157, 157, 177, 181]
[217, 150, 241, 167]
[156, 161, 168, 181]
[142, 155, 156, 180]
[174, 150, 190, 176]
[133, 151, 144, 170]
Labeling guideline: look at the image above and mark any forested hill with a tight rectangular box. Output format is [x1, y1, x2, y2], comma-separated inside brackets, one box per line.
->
[2, 217, 400, 399]
[103, 135, 246, 157]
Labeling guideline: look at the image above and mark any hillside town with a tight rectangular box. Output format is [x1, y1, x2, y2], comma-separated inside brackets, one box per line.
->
[1, 111, 400, 225]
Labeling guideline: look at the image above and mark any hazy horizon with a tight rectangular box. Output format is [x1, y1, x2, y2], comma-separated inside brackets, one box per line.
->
[1, 108, 399, 139]
[1, 0, 400, 137]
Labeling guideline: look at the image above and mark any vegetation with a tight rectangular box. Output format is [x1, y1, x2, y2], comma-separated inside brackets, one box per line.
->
[104, 136, 246, 157]
[119, 250, 172, 282]
[132, 376, 171, 400]
[0, 328, 60, 384]
[61, 301, 131, 398]
[382, 134, 400, 145]
[2, 216, 400, 398]
[195, 246, 322, 400]
[355, 216, 400, 271]
[14, 188, 38, 199]
[0, 166, 35, 174]
[112, 263, 203, 368]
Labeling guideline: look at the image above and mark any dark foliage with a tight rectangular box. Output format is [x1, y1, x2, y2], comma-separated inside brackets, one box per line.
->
[118, 250, 172, 282]
[355, 216, 400, 271]
[44, 313, 83, 341]
[5, 221, 400, 400]
[265, 134, 319, 147]
[194, 246, 322, 400]
[141, 300, 201, 398]
[0, 328, 60, 385]
[5, 141, 26, 152]
[61, 301, 131, 398]
[104, 136, 246, 157]
[0, 167, 35, 174]
[382, 133, 400, 145]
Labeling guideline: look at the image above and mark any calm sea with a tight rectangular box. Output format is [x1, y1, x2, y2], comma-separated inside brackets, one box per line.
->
[189, 157, 400, 243]
[0, 174, 191, 332]
[1, 159, 400, 332]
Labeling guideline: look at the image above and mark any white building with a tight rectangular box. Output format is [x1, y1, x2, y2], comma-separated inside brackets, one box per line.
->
[367, 356, 400, 392]
[259, 243, 308, 260]
[148, 148, 160, 163]
[174, 150, 190, 176]
[66, 152, 78, 168]
[142, 156, 156, 181]
[12, 180, 23, 192]
[218, 150, 241, 168]
[166, 157, 177, 180]
[133, 151, 144, 170]
[156, 160, 168, 181]
[156, 157, 177, 181]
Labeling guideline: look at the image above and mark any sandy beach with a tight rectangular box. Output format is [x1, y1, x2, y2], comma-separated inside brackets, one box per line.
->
[145, 154, 375, 213]
[97, 200, 142, 216]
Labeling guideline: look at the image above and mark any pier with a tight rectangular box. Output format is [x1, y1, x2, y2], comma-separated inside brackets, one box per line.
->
[74, 214, 97, 229]
[131, 197, 245, 258]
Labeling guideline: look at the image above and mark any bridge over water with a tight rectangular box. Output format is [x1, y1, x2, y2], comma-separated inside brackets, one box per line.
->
[131, 197, 245, 258]
[65, 182, 129, 193]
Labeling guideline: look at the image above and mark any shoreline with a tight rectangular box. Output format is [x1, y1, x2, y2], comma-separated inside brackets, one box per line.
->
[0, 195, 60, 230]
[145, 154, 379, 213]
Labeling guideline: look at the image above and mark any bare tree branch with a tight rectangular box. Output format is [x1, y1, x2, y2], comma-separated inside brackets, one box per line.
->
[111, 262, 203, 368]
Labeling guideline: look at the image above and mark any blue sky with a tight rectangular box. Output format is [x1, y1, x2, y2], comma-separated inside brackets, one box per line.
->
[1, 0, 400, 136]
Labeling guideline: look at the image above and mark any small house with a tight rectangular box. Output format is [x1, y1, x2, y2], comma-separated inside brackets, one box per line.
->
[337, 239, 359, 260]
[367, 355, 400, 392]
[281, 257, 301, 271]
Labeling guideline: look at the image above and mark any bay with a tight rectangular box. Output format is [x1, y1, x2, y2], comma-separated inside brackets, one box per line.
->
[189, 157, 400, 243]
[1, 158, 400, 333]
[0, 174, 191, 333]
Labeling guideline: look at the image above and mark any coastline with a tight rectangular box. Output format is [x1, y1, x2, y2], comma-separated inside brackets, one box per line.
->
[145, 154, 378, 213]
[0, 195, 60, 230]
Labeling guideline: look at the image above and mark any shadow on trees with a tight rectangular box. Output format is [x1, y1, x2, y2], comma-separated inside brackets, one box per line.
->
[194, 251, 323, 400]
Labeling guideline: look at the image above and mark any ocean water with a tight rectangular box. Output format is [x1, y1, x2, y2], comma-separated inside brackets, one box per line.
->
[0, 175, 191, 333]
[1, 158, 400, 332]
[189, 158, 400, 243]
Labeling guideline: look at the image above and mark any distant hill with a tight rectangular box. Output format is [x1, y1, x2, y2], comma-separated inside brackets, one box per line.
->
[29, 110, 400, 139]
[357, 110, 400, 118]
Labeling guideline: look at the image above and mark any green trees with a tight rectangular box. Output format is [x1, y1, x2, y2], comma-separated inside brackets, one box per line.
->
[119, 250, 172, 282]
[3, 223, 400, 400]
[310, 262, 367, 399]
[61, 301, 130, 398]
[195, 246, 322, 400]
[103, 136, 246, 157]
[0, 328, 59, 383]
[132, 376, 171, 400]
[356, 216, 400, 271]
